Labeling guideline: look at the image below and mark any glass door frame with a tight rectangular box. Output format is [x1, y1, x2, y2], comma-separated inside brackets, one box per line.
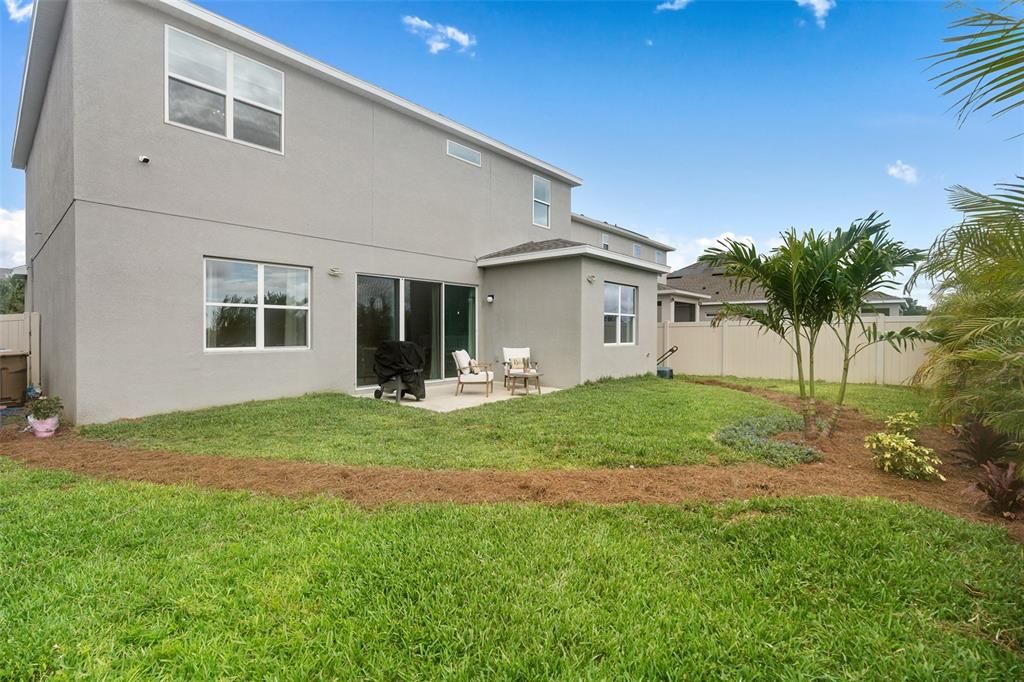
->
[354, 272, 479, 389]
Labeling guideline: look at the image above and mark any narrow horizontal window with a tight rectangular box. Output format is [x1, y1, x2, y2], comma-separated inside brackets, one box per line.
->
[533, 175, 551, 228]
[204, 258, 310, 351]
[166, 26, 284, 153]
[446, 140, 482, 167]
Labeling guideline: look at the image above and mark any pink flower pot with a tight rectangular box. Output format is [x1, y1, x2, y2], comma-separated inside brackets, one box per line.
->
[27, 415, 59, 438]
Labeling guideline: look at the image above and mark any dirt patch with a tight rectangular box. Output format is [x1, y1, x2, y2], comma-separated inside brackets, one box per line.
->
[1, 382, 1017, 540]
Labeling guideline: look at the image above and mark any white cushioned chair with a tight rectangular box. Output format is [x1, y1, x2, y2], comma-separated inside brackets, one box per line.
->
[502, 347, 538, 389]
[451, 349, 494, 396]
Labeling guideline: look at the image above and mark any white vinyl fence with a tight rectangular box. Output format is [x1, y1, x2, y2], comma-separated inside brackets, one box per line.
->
[0, 312, 40, 386]
[657, 315, 929, 385]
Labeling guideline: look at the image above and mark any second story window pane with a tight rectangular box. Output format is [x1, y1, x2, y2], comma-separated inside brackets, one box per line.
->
[234, 53, 283, 110]
[167, 28, 227, 90]
[655, 250, 665, 264]
[168, 79, 226, 135]
[633, 244, 642, 258]
[533, 176, 551, 228]
[234, 100, 281, 150]
[447, 140, 482, 166]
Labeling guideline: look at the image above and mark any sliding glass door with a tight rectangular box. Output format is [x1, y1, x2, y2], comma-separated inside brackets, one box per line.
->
[444, 285, 476, 378]
[356, 275, 400, 386]
[355, 275, 476, 386]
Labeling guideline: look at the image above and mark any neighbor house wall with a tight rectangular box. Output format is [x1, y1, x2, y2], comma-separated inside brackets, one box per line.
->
[579, 258, 658, 383]
[480, 259, 583, 388]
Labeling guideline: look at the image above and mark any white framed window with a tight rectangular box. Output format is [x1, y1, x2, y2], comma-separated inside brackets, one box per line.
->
[603, 282, 637, 345]
[655, 249, 665, 265]
[166, 26, 284, 153]
[601, 234, 610, 250]
[633, 244, 642, 258]
[532, 175, 551, 228]
[204, 258, 309, 350]
[446, 139, 482, 167]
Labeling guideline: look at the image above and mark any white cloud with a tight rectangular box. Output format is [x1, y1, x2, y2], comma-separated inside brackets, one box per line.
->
[886, 160, 919, 185]
[795, 0, 835, 28]
[656, 0, 693, 11]
[652, 230, 763, 272]
[5, 0, 31, 22]
[0, 209, 26, 268]
[401, 15, 476, 55]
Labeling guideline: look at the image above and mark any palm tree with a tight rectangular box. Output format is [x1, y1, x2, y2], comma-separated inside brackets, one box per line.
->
[824, 215, 926, 437]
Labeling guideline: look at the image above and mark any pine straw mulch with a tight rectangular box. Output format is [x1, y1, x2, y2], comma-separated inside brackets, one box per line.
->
[1, 380, 1017, 539]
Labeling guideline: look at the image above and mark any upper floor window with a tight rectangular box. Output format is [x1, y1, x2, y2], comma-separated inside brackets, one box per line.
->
[655, 250, 665, 265]
[166, 27, 284, 153]
[204, 258, 309, 350]
[633, 244, 642, 258]
[533, 176, 551, 228]
[447, 140, 482, 167]
[601, 234, 610, 250]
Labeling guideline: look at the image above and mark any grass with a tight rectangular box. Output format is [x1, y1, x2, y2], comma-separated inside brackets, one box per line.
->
[80, 376, 799, 469]
[1, 460, 1022, 679]
[689, 375, 936, 424]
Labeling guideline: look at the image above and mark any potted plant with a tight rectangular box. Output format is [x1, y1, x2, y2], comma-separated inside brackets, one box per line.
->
[27, 396, 62, 438]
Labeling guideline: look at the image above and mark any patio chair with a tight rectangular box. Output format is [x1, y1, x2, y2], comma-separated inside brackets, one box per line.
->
[502, 347, 538, 389]
[451, 349, 494, 396]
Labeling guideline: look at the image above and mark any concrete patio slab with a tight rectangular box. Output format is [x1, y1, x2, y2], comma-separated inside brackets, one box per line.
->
[357, 380, 561, 413]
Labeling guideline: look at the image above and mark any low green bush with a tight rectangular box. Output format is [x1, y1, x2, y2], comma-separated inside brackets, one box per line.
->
[715, 415, 821, 467]
[865, 432, 945, 481]
[884, 411, 920, 436]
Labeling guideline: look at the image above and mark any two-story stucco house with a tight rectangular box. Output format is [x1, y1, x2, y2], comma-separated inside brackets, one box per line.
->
[11, 0, 673, 423]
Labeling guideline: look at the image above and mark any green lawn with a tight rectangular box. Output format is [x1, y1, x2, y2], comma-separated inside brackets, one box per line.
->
[687, 375, 936, 423]
[2, 461, 1021, 679]
[80, 376, 797, 469]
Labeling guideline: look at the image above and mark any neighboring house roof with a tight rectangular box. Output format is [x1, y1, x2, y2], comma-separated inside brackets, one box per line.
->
[666, 261, 904, 305]
[570, 213, 674, 252]
[11, 0, 582, 187]
[477, 240, 671, 274]
[657, 282, 710, 300]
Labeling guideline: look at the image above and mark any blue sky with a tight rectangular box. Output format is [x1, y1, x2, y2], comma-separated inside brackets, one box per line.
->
[1, 0, 1021, 299]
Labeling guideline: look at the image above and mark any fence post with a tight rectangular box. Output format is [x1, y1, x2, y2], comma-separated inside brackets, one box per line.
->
[873, 313, 885, 384]
[719, 321, 728, 377]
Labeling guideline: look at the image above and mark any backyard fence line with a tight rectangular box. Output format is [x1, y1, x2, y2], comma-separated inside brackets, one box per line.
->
[657, 315, 929, 385]
[0, 312, 41, 387]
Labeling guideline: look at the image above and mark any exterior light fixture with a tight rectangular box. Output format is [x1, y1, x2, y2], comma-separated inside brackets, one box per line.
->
[486, 294, 495, 304]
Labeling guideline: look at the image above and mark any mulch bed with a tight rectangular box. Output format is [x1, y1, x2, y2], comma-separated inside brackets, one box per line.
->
[2, 380, 1017, 539]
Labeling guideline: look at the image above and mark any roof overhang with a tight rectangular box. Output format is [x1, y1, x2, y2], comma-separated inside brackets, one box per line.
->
[10, 0, 68, 169]
[570, 213, 674, 251]
[657, 288, 710, 300]
[12, 0, 583, 186]
[477, 244, 672, 274]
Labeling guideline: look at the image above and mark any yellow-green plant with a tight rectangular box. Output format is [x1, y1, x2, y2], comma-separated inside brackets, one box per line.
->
[865, 432, 945, 481]
[884, 411, 920, 436]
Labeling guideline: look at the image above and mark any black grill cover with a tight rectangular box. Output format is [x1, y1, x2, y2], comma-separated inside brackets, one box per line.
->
[372, 340, 426, 399]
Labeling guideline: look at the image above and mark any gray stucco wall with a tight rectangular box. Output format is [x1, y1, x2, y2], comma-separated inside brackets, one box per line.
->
[30, 205, 77, 418]
[570, 219, 664, 264]
[25, 3, 74, 261]
[71, 201, 481, 423]
[579, 259, 658, 383]
[70, 0, 572, 262]
[480, 259, 582, 388]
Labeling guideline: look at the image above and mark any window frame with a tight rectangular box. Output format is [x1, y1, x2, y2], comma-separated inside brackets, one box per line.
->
[601, 233, 610, 250]
[203, 257, 310, 352]
[532, 175, 552, 228]
[603, 282, 638, 347]
[655, 249, 665, 265]
[165, 25, 286, 155]
[354, 273, 479, 388]
[446, 139, 482, 167]
[632, 243, 642, 258]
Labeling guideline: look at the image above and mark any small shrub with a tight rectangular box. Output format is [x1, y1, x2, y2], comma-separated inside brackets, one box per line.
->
[715, 415, 821, 467]
[865, 431, 945, 481]
[970, 461, 1024, 519]
[953, 419, 1017, 467]
[884, 411, 920, 436]
[28, 396, 63, 420]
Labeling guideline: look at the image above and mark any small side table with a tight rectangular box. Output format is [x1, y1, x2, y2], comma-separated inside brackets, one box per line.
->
[507, 371, 543, 395]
